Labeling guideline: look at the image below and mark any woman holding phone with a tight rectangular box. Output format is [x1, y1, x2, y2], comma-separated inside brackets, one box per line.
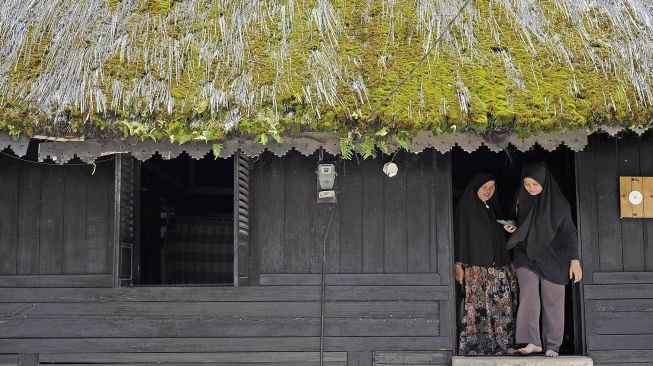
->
[506, 162, 582, 357]
[454, 172, 517, 355]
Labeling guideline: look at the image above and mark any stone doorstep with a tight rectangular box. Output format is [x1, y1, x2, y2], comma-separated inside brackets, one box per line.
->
[451, 355, 593, 366]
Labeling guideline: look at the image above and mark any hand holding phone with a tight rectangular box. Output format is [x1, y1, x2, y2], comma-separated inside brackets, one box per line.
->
[496, 219, 516, 230]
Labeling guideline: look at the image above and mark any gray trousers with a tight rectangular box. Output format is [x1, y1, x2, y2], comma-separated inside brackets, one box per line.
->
[515, 267, 565, 352]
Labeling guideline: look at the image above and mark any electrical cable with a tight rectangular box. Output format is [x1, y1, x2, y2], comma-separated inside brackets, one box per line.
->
[319, 203, 336, 366]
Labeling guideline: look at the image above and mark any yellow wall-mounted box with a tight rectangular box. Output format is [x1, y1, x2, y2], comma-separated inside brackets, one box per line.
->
[620, 176, 653, 218]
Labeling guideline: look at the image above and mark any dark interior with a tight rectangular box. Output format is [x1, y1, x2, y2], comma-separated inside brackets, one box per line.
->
[137, 153, 235, 285]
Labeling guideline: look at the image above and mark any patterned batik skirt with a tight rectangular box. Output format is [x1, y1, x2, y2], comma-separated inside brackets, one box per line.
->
[458, 264, 518, 356]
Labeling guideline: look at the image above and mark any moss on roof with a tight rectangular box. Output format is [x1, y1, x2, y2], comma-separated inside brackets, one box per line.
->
[1, 0, 652, 155]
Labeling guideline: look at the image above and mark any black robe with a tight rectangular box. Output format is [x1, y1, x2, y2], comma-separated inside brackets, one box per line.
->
[507, 162, 580, 284]
[454, 173, 511, 268]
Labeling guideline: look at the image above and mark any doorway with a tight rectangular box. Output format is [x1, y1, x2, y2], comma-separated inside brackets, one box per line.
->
[451, 144, 580, 355]
[136, 152, 235, 285]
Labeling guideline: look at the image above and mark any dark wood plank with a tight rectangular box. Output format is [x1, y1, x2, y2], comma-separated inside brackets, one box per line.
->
[0, 336, 449, 353]
[258, 154, 285, 273]
[374, 351, 451, 365]
[63, 165, 89, 274]
[640, 134, 653, 272]
[618, 135, 645, 271]
[434, 151, 452, 284]
[16, 163, 41, 274]
[38, 166, 65, 274]
[362, 158, 384, 273]
[348, 351, 372, 366]
[40, 352, 347, 364]
[283, 151, 311, 273]
[588, 335, 653, 350]
[575, 146, 597, 284]
[585, 284, 653, 299]
[0, 354, 17, 365]
[593, 272, 653, 284]
[86, 172, 111, 274]
[49, 363, 345, 366]
[594, 134, 622, 271]
[0, 301, 438, 319]
[0, 317, 438, 338]
[406, 154, 431, 273]
[590, 350, 653, 364]
[260, 273, 441, 286]
[595, 299, 653, 312]
[384, 153, 408, 273]
[338, 159, 363, 273]
[310, 200, 340, 273]
[0, 275, 112, 288]
[0, 285, 450, 302]
[596, 311, 653, 334]
[0, 156, 19, 275]
[428, 150, 439, 274]
[17, 354, 37, 366]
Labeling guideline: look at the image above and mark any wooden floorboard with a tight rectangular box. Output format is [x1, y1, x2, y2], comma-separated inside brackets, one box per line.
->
[0, 337, 450, 353]
[0, 286, 450, 302]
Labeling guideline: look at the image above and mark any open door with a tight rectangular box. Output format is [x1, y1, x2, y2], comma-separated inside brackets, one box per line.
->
[234, 150, 251, 287]
[114, 153, 139, 287]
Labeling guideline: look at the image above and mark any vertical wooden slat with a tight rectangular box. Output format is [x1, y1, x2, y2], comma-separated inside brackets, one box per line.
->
[575, 147, 597, 284]
[86, 166, 111, 274]
[258, 153, 285, 274]
[429, 150, 439, 274]
[283, 151, 312, 273]
[434, 150, 454, 350]
[640, 134, 653, 271]
[383, 153, 408, 273]
[406, 154, 430, 273]
[63, 165, 88, 274]
[339, 159, 363, 273]
[0, 154, 19, 274]
[435, 151, 452, 285]
[39, 165, 65, 274]
[348, 351, 370, 366]
[362, 158, 384, 273]
[17, 163, 41, 274]
[618, 136, 645, 271]
[595, 134, 622, 272]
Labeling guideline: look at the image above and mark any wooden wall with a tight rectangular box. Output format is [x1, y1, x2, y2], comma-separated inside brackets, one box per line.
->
[0, 153, 114, 285]
[249, 149, 454, 366]
[0, 149, 452, 366]
[577, 132, 653, 365]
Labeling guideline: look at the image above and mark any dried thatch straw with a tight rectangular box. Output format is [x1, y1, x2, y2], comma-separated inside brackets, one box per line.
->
[0, 0, 652, 138]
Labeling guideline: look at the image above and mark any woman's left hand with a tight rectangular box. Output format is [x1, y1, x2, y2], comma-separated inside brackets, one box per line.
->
[569, 259, 583, 283]
[503, 224, 517, 233]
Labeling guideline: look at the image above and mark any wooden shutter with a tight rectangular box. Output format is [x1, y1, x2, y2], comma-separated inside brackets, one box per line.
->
[233, 150, 250, 287]
[114, 153, 139, 287]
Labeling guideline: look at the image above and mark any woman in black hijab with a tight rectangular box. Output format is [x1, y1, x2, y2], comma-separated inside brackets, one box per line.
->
[455, 172, 517, 355]
[506, 162, 583, 357]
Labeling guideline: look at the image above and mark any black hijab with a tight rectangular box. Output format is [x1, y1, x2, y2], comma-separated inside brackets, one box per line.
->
[506, 162, 570, 258]
[454, 172, 510, 267]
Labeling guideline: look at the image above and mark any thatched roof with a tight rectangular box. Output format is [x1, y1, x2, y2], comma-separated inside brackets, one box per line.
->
[1, 0, 653, 157]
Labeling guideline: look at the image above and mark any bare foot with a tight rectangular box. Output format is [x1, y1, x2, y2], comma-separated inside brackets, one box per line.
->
[545, 350, 559, 357]
[518, 344, 543, 355]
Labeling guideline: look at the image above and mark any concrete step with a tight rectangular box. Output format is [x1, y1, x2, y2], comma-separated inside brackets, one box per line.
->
[451, 356, 593, 366]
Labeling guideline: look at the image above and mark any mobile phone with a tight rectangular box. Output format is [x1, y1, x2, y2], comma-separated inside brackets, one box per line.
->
[496, 219, 516, 229]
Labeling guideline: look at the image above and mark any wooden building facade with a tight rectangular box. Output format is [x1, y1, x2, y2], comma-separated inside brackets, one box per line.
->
[1, 131, 653, 365]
